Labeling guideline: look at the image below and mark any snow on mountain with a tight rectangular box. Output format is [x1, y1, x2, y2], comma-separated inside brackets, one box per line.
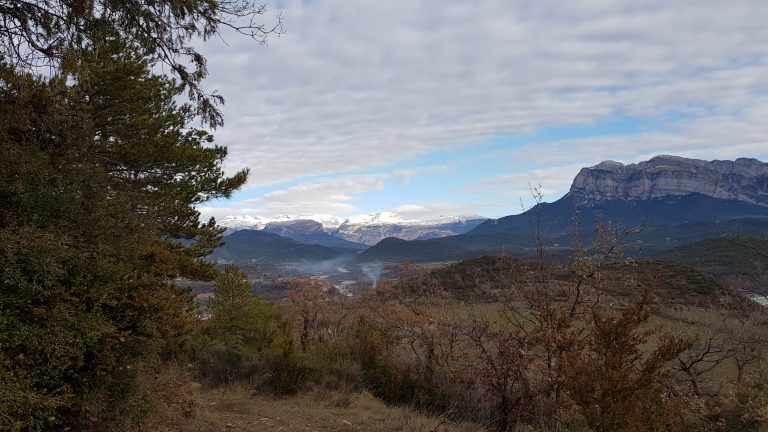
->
[217, 212, 488, 245]
[340, 212, 486, 227]
[418, 215, 489, 226]
[335, 214, 488, 245]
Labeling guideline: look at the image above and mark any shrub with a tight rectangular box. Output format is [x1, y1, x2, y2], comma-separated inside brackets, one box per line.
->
[363, 363, 419, 405]
[192, 266, 284, 385]
[261, 336, 309, 395]
[559, 290, 692, 431]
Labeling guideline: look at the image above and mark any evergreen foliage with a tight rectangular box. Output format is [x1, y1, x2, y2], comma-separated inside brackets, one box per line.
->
[0, 0, 281, 126]
[0, 40, 246, 430]
[192, 266, 286, 385]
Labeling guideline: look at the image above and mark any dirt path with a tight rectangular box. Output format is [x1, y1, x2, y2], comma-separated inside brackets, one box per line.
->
[159, 385, 486, 432]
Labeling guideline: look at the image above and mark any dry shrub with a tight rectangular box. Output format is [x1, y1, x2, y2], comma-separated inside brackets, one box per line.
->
[77, 362, 199, 432]
[184, 221, 768, 431]
[350, 219, 709, 431]
[665, 300, 768, 431]
[559, 290, 692, 431]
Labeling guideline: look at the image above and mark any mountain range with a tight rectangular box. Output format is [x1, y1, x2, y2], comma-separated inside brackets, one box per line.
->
[263, 220, 368, 250]
[220, 212, 487, 246]
[211, 155, 768, 266]
[210, 213, 487, 265]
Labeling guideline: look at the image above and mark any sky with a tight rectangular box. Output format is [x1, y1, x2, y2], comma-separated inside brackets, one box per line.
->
[196, 0, 768, 222]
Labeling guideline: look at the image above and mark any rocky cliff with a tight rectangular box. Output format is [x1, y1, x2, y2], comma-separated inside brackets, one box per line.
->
[570, 155, 768, 206]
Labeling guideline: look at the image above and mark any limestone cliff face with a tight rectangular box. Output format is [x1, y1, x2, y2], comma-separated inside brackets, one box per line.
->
[569, 155, 768, 206]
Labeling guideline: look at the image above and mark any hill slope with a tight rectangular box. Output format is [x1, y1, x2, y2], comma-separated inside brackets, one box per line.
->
[657, 235, 768, 277]
[210, 229, 354, 264]
[356, 216, 768, 264]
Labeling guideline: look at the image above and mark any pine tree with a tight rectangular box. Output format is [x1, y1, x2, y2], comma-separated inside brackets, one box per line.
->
[0, 0, 282, 126]
[0, 39, 247, 430]
[193, 266, 282, 385]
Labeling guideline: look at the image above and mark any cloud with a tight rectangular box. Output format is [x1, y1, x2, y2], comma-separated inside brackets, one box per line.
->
[479, 165, 582, 188]
[197, 0, 768, 189]
[392, 164, 451, 182]
[495, 103, 768, 176]
[473, 101, 768, 206]
[186, 0, 768, 221]
[390, 202, 475, 219]
[239, 173, 387, 216]
[464, 164, 578, 202]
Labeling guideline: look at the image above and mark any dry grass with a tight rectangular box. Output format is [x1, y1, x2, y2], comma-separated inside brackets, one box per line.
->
[155, 384, 489, 432]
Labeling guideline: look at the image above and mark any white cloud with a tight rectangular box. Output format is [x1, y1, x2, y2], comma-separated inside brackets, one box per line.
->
[479, 165, 582, 188]
[238, 173, 387, 216]
[390, 202, 475, 219]
[469, 164, 582, 203]
[473, 102, 768, 207]
[184, 0, 768, 222]
[197, 0, 768, 189]
[496, 103, 768, 177]
[392, 164, 451, 182]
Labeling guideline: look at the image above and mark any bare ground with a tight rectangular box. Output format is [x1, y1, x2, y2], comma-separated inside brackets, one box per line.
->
[154, 383, 488, 432]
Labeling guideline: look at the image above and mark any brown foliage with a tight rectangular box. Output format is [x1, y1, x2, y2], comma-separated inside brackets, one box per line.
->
[560, 290, 692, 431]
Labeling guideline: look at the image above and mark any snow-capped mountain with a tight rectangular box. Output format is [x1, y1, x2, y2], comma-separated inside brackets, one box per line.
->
[334, 213, 488, 245]
[263, 220, 368, 250]
[217, 212, 488, 245]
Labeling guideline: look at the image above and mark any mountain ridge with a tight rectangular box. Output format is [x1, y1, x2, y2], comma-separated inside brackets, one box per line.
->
[263, 219, 368, 250]
[357, 155, 768, 263]
[570, 155, 768, 206]
[211, 155, 768, 265]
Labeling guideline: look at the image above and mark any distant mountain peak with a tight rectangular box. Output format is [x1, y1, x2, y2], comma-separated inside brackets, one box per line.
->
[263, 219, 367, 250]
[570, 155, 768, 206]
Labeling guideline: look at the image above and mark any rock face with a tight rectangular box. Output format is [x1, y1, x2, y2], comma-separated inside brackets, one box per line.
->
[468, 155, 768, 238]
[570, 155, 768, 206]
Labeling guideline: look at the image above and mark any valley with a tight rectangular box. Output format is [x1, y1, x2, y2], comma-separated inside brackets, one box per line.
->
[204, 155, 768, 302]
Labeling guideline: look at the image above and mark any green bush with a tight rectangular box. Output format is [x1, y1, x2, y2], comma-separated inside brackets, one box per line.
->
[190, 265, 318, 396]
[261, 337, 309, 395]
[362, 363, 419, 405]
